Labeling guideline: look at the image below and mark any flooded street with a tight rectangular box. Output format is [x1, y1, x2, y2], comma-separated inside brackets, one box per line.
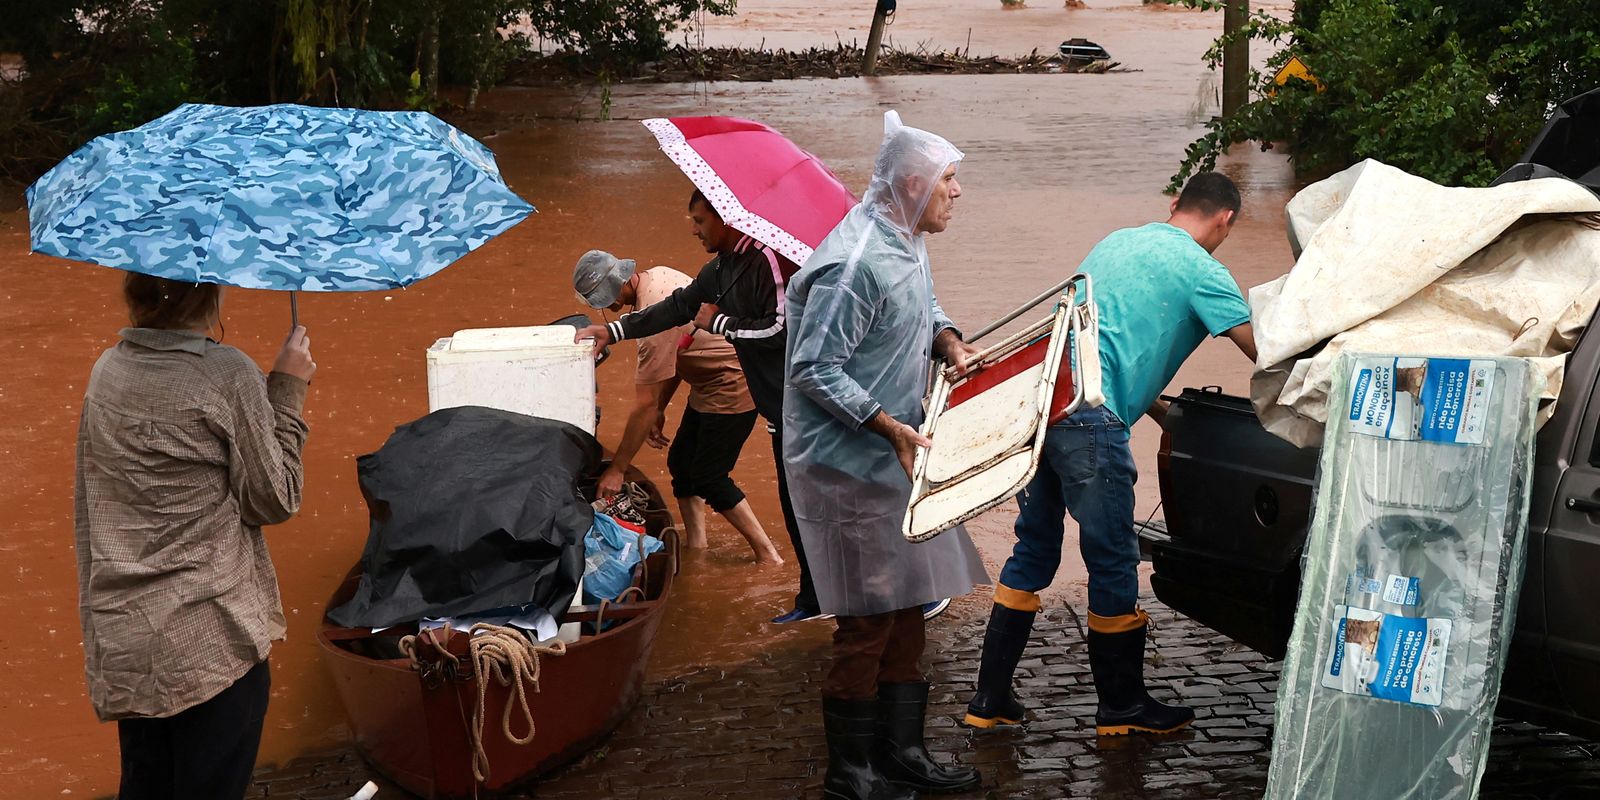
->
[0, 2, 1295, 795]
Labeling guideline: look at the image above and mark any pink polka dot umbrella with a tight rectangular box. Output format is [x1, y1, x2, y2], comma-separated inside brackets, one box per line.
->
[642, 116, 857, 269]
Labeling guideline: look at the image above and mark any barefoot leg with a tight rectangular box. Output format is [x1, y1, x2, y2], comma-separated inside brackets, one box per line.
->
[678, 496, 709, 548]
[721, 499, 784, 564]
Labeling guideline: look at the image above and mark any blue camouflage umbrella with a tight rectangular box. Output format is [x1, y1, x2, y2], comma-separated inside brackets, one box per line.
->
[25, 103, 534, 306]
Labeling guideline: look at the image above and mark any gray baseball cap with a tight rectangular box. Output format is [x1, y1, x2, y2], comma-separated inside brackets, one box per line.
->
[572, 249, 637, 309]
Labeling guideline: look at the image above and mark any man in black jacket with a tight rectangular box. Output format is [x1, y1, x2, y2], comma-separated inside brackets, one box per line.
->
[576, 189, 826, 624]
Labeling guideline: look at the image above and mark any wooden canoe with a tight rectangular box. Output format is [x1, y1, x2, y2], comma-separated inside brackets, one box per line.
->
[316, 466, 676, 798]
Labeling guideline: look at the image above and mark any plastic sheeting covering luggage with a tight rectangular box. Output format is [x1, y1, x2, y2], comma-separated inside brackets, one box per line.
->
[582, 512, 664, 604]
[327, 406, 600, 629]
[1266, 354, 1542, 800]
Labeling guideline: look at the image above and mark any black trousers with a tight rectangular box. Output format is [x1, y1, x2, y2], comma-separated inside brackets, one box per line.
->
[667, 407, 757, 512]
[770, 422, 820, 613]
[116, 659, 271, 800]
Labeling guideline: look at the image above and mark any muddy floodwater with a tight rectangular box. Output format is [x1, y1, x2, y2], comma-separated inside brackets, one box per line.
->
[0, 1, 1295, 795]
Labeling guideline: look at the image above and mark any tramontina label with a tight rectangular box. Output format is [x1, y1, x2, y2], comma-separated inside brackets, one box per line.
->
[1347, 356, 1495, 446]
[1322, 605, 1451, 707]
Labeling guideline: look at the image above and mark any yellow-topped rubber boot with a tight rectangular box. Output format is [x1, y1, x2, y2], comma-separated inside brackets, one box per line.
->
[1087, 610, 1194, 736]
[962, 587, 1039, 730]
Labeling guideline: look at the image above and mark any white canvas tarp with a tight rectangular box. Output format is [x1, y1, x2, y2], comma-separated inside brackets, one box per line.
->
[1252, 159, 1600, 447]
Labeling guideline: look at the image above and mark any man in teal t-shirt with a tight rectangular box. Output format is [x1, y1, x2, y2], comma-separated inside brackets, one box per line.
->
[965, 172, 1258, 736]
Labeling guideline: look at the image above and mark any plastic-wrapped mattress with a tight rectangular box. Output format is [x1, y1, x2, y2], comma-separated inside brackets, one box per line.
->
[1266, 354, 1542, 800]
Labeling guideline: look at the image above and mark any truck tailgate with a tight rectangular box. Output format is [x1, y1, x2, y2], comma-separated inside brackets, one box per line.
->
[1148, 387, 1319, 658]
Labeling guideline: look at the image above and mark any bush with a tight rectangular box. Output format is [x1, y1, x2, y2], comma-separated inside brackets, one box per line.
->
[526, 0, 737, 65]
[1170, 0, 1600, 191]
[1, 2, 212, 183]
[79, 26, 203, 135]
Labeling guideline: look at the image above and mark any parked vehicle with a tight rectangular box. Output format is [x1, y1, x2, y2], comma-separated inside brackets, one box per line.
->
[1143, 318, 1600, 738]
[1058, 38, 1111, 63]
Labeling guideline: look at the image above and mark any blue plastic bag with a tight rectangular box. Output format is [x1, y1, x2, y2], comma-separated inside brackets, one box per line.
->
[582, 512, 663, 604]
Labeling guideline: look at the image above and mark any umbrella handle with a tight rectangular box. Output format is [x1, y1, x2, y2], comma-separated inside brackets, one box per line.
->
[290, 291, 299, 330]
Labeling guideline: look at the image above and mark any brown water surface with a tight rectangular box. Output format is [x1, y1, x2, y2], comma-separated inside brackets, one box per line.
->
[0, 2, 1295, 795]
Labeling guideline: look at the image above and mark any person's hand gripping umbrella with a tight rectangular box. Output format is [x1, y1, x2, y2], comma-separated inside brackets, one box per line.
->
[613, 115, 861, 355]
[572, 115, 855, 356]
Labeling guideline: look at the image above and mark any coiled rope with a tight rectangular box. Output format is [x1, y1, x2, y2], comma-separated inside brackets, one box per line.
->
[400, 623, 567, 783]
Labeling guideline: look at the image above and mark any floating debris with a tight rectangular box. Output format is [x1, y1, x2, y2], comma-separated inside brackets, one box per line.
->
[508, 42, 1124, 85]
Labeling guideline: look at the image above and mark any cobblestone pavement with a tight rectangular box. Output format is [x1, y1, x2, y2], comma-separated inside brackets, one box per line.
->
[244, 597, 1600, 799]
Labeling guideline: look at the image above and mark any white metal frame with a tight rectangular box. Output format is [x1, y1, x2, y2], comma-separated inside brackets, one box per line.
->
[902, 274, 1092, 542]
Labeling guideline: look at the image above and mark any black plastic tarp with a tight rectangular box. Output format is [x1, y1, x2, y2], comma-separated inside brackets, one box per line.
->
[327, 406, 601, 629]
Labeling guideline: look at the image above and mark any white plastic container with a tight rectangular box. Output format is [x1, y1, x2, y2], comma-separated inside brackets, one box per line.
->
[557, 576, 586, 644]
[427, 326, 596, 434]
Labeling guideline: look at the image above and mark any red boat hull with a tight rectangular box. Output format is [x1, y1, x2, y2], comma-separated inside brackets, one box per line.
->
[317, 469, 675, 798]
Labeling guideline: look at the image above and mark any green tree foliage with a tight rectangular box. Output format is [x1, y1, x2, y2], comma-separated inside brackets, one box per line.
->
[1, 2, 220, 182]
[527, 0, 737, 64]
[1, 0, 734, 183]
[1171, 0, 1600, 191]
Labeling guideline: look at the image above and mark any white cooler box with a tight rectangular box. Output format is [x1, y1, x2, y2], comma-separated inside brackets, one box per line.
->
[426, 326, 596, 435]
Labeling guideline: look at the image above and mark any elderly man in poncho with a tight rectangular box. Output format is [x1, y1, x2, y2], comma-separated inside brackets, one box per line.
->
[783, 112, 990, 800]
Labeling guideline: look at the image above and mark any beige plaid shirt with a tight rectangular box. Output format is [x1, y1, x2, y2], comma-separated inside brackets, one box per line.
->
[74, 328, 308, 720]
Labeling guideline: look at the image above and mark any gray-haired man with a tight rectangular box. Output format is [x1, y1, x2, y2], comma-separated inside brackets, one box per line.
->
[573, 250, 782, 563]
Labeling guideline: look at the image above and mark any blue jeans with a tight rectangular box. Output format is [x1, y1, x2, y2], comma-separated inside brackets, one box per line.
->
[998, 405, 1140, 617]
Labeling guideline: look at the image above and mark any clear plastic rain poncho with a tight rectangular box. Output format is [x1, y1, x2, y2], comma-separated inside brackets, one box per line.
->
[781, 111, 990, 617]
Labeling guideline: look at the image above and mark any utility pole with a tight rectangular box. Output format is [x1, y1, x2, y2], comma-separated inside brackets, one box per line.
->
[1222, 0, 1249, 118]
[862, 0, 894, 76]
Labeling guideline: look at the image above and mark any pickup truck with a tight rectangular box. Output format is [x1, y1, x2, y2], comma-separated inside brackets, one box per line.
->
[1141, 322, 1600, 739]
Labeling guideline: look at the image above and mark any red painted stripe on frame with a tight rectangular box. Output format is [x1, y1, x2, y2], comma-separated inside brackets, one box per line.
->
[947, 336, 1051, 408]
[944, 333, 1079, 425]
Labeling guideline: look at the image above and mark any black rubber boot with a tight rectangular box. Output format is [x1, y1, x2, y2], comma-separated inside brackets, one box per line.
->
[963, 603, 1035, 729]
[823, 698, 916, 800]
[877, 682, 982, 794]
[1087, 621, 1195, 736]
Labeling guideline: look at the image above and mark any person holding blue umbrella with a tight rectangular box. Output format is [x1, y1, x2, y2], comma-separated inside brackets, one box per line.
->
[76, 274, 315, 799]
[33, 102, 533, 798]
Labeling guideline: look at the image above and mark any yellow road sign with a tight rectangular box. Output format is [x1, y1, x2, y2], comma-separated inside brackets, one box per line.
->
[1271, 55, 1325, 93]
